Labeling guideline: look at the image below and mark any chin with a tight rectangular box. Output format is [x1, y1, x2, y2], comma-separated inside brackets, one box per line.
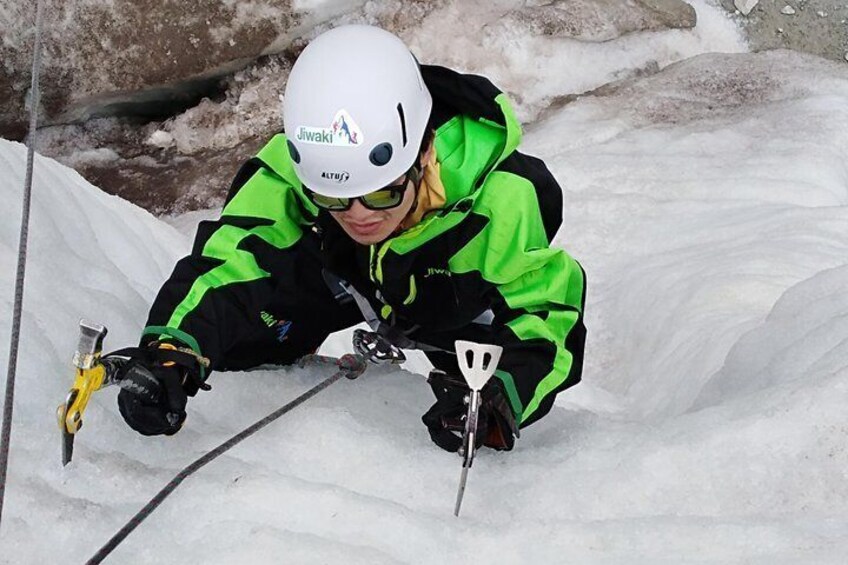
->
[345, 228, 391, 245]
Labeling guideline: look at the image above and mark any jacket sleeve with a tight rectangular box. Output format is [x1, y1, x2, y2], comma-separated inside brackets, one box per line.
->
[449, 166, 586, 428]
[142, 136, 316, 374]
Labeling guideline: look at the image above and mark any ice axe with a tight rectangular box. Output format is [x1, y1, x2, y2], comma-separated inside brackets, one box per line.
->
[56, 320, 113, 466]
[453, 339, 503, 517]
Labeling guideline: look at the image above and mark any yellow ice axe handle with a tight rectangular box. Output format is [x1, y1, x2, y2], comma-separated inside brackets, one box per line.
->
[57, 364, 107, 434]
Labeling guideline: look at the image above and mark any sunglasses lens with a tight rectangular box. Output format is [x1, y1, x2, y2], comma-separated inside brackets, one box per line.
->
[310, 193, 351, 211]
[360, 188, 404, 210]
[307, 169, 414, 212]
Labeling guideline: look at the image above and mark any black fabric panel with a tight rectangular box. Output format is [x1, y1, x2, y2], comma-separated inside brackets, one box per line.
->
[519, 264, 588, 427]
[499, 334, 558, 425]
[146, 212, 280, 332]
[495, 151, 564, 243]
[190, 216, 275, 256]
[226, 154, 317, 224]
[579, 262, 588, 308]
[384, 213, 491, 334]
[224, 158, 264, 207]
[147, 230, 291, 367]
[421, 65, 506, 131]
[145, 254, 223, 345]
[315, 212, 380, 304]
[420, 291, 587, 430]
[213, 236, 363, 370]
[520, 315, 586, 428]
[149, 231, 364, 373]
[165, 271, 278, 370]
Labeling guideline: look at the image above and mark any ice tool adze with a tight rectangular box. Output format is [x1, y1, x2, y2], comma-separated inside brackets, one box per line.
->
[453, 339, 503, 517]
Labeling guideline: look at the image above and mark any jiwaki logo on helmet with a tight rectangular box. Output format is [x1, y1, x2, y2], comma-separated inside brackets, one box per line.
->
[296, 110, 363, 147]
[321, 171, 350, 183]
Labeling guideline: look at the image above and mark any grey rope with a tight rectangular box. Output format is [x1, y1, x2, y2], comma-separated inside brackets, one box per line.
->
[86, 354, 367, 564]
[0, 0, 46, 527]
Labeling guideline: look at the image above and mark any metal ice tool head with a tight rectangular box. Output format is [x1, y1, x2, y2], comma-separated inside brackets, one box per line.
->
[454, 340, 503, 391]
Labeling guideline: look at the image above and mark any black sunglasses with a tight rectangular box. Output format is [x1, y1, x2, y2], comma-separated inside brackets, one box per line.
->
[305, 166, 419, 212]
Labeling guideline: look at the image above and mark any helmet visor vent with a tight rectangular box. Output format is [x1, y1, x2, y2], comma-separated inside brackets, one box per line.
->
[397, 103, 408, 147]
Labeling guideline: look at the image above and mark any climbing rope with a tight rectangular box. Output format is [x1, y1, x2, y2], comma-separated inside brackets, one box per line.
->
[0, 0, 46, 529]
[85, 353, 367, 564]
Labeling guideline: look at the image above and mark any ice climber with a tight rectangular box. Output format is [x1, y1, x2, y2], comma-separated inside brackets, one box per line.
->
[114, 25, 587, 453]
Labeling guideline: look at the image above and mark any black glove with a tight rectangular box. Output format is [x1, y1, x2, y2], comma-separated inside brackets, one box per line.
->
[422, 370, 519, 453]
[113, 343, 206, 436]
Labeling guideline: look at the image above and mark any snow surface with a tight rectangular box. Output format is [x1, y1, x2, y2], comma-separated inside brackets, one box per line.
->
[405, 0, 747, 122]
[2, 31, 848, 565]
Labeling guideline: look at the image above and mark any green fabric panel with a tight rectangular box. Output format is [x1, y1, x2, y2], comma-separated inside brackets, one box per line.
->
[166, 225, 271, 329]
[507, 310, 580, 423]
[254, 133, 318, 219]
[403, 274, 418, 305]
[165, 142, 307, 331]
[497, 252, 584, 312]
[379, 93, 522, 259]
[255, 136, 302, 181]
[495, 93, 522, 166]
[446, 167, 585, 424]
[448, 171, 551, 285]
[494, 369, 523, 418]
[142, 325, 202, 355]
[373, 241, 392, 284]
[392, 170, 540, 260]
[256, 134, 297, 178]
[500, 255, 584, 421]
[223, 168, 310, 234]
[433, 116, 459, 160]
[435, 116, 509, 205]
[141, 325, 207, 381]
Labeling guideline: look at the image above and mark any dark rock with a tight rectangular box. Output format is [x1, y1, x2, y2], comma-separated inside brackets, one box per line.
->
[1, 0, 301, 139]
[27, 0, 447, 215]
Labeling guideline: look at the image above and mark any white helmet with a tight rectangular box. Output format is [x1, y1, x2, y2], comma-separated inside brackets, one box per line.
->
[283, 25, 433, 198]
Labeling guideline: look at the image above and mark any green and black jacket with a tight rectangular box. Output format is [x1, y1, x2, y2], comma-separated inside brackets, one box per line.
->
[144, 65, 586, 427]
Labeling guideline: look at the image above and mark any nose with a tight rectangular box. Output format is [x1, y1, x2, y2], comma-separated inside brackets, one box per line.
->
[343, 199, 373, 220]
